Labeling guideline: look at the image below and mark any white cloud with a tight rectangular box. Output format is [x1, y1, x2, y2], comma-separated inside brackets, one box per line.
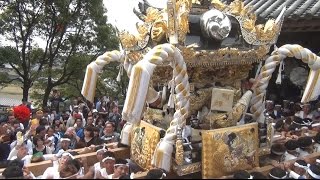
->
[103, 0, 141, 34]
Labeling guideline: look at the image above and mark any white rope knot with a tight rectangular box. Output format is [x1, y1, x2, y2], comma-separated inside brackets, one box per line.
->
[276, 59, 285, 84]
[116, 64, 124, 82]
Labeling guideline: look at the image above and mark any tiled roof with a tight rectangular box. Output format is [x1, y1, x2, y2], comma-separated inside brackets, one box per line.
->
[221, 0, 320, 20]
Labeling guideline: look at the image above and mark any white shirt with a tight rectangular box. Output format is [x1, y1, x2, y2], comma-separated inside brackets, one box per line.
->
[314, 143, 320, 152]
[295, 111, 313, 119]
[41, 166, 60, 179]
[94, 162, 103, 179]
[283, 151, 298, 161]
[297, 148, 310, 158]
[100, 168, 110, 179]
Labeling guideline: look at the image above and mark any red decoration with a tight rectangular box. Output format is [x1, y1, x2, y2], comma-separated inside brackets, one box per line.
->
[13, 105, 30, 123]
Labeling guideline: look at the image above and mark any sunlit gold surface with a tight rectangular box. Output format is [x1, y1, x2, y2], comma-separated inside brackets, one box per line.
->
[130, 121, 162, 170]
[202, 123, 259, 178]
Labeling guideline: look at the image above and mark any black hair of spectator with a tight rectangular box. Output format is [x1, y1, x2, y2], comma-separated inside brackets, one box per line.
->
[93, 126, 100, 132]
[104, 151, 115, 158]
[12, 119, 20, 125]
[274, 120, 284, 131]
[33, 135, 44, 147]
[285, 140, 299, 151]
[233, 170, 251, 179]
[2, 165, 24, 179]
[269, 167, 287, 179]
[250, 171, 267, 179]
[105, 121, 116, 128]
[115, 158, 128, 166]
[84, 126, 94, 137]
[295, 159, 307, 167]
[7, 159, 24, 169]
[288, 123, 300, 132]
[298, 136, 313, 148]
[315, 132, 320, 144]
[39, 118, 48, 126]
[145, 168, 166, 179]
[308, 164, 320, 179]
[36, 125, 46, 134]
[270, 143, 286, 156]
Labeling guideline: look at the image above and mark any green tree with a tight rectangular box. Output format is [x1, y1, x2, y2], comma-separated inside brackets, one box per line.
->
[0, 0, 119, 107]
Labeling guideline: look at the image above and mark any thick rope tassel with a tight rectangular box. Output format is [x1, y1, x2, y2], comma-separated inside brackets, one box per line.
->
[251, 44, 320, 123]
[81, 50, 125, 103]
[120, 43, 190, 172]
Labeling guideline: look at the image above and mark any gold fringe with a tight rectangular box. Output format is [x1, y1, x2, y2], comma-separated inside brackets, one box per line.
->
[127, 66, 144, 114]
[83, 67, 93, 98]
[306, 70, 320, 101]
[175, 139, 184, 166]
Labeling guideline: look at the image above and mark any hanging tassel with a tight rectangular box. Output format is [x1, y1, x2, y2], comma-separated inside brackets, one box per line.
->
[116, 64, 124, 82]
[255, 61, 263, 79]
[161, 85, 167, 106]
[276, 59, 284, 84]
[168, 81, 175, 108]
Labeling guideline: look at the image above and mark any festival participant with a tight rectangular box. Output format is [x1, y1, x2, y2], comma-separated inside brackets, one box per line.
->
[63, 127, 80, 149]
[32, 135, 52, 155]
[80, 148, 108, 179]
[54, 135, 72, 154]
[313, 132, 320, 152]
[76, 126, 101, 148]
[59, 158, 83, 179]
[250, 171, 267, 179]
[287, 159, 308, 179]
[41, 152, 75, 179]
[297, 136, 314, 157]
[107, 158, 129, 179]
[268, 167, 287, 179]
[306, 164, 320, 179]
[270, 143, 286, 163]
[101, 121, 120, 145]
[282, 140, 299, 161]
[295, 103, 313, 119]
[96, 151, 116, 179]
[145, 168, 167, 179]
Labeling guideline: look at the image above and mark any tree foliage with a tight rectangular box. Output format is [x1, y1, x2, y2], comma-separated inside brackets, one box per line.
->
[0, 0, 119, 107]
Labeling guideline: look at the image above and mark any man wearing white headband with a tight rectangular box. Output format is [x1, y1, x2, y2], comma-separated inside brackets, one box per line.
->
[41, 151, 75, 179]
[107, 158, 128, 179]
[306, 164, 320, 179]
[81, 148, 108, 179]
[314, 132, 320, 153]
[54, 135, 72, 154]
[96, 151, 116, 179]
[287, 159, 308, 179]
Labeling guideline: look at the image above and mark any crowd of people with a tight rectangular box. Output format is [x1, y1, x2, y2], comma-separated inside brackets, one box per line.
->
[0, 95, 168, 179]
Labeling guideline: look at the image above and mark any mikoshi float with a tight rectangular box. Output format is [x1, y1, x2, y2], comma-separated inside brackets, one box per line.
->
[81, 0, 320, 178]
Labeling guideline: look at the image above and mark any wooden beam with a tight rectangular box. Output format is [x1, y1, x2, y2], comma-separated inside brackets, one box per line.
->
[0, 147, 130, 177]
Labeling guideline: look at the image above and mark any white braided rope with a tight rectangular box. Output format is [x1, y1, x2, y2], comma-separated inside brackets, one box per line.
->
[81, 50, 125, 103]
[120, 43, 189, 171]
[250, 44, 320, 123]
